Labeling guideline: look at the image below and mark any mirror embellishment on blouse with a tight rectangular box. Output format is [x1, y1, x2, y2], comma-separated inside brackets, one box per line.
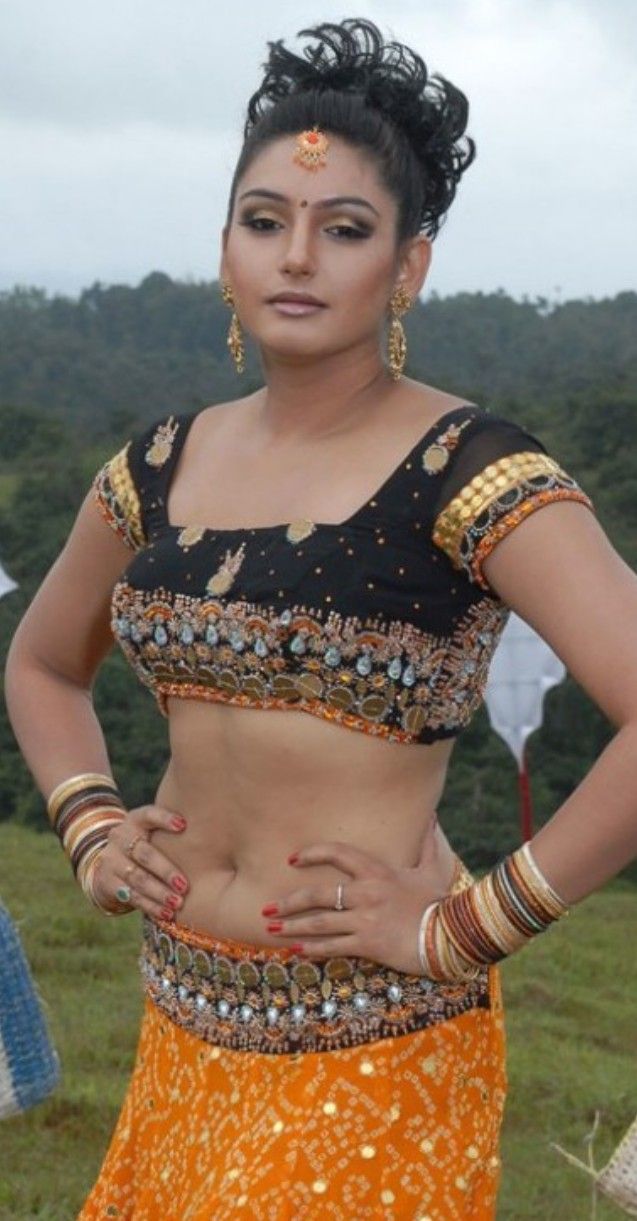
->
[111, 584, 510, 743]
[422, 417, 475, 475]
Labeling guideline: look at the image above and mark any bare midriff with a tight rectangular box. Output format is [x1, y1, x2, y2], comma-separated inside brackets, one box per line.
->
[151, 697, 457, 947]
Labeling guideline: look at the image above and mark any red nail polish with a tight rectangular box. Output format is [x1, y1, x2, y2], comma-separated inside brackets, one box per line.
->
[287, 852, 299, 865]
[266, 921, 283, 933]
[160, 907, 174, 922]
[262, 903, 279, 916]
[166, 893, 181, 908]
[289, 943, 304, 952]
[171, 816, 187, 830]
[172, 875, 188, 893]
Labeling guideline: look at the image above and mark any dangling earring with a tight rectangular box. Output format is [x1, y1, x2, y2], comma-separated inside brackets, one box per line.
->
[221, 282, 245, 375]
[387, 285, 412, 381]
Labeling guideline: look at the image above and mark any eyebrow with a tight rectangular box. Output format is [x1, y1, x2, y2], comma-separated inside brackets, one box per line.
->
[237, 189, 380, 218]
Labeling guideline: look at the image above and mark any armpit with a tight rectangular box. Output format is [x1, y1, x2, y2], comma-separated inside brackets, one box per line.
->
[432, 450, 596, 593]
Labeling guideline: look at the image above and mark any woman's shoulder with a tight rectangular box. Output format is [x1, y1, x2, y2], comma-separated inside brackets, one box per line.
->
[428, 403, 595, 594]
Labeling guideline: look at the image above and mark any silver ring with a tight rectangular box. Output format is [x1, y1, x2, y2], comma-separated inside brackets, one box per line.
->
[334, 882, 346, 911]
[116, 884, 132, 904]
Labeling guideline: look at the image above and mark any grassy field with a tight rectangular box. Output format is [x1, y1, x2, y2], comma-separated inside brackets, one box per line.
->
[0, 824, 635, 1220]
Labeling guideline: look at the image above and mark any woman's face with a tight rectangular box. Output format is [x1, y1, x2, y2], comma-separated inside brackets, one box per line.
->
[221, 133, 430, 366]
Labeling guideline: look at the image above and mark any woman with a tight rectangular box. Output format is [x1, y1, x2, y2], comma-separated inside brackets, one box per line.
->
[5, 18, 637, 1220]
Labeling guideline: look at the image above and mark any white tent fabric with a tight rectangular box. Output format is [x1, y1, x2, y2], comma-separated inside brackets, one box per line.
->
[0, 559, 17, 600]
[484, 611, 565, 768]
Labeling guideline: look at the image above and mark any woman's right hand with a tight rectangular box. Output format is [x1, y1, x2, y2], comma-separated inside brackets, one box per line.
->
[91, 804, 190, 920]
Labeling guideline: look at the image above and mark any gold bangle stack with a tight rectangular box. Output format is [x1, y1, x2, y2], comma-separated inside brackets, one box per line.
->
[418, 843, 569, 982]
[46, 772, 131, 912]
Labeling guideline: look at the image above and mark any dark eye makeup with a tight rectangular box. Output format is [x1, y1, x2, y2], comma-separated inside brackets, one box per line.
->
[238, 214, 372, 240]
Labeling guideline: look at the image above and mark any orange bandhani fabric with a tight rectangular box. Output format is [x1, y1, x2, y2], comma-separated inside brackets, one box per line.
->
[78, 912, 507, 1220]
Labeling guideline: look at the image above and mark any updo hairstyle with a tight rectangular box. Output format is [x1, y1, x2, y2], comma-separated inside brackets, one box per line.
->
[226, 18, 476, 245]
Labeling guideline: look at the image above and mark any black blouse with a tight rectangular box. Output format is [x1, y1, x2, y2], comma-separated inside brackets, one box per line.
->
[93, 403, 595, 745]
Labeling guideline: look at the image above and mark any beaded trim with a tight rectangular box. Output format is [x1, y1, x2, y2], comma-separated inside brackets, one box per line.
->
[140, 915, 491, 1055]
[111, 584, 510, 742]
[469, 489, 594, 590]
[93, 445, 145, 552]
[432, 451, 595, 591]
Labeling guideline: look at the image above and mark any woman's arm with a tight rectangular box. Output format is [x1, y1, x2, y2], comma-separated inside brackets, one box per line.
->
[4, 488, 188, 919]
[480, 497, 637, 902]
[5, 488, 125, 793]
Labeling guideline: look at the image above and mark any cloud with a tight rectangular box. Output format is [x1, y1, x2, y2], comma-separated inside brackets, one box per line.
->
[2, 0, 636, 299]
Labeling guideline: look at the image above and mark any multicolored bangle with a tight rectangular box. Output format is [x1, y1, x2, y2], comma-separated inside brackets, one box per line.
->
[418, 843, 569, 982]
[46, 772, 131, 911]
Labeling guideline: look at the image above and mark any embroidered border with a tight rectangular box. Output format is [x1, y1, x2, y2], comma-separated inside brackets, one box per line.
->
[93, 444, 145, 552]
[140, 916, 491, 1055]
[469, 487, 594, 590]
[111, 585, 510, 743]
[432, 451, 595, 590]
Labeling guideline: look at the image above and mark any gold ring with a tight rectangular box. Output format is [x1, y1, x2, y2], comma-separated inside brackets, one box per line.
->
[125, 831, 147, 860]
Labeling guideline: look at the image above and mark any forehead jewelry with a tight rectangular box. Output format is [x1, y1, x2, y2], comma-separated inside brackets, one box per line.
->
[293, 125, 329, 171]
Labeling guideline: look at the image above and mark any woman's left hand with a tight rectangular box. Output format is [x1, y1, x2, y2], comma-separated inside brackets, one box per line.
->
[260, 836, 458, 975]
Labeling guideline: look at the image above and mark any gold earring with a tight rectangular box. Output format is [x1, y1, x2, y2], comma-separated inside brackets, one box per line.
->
[221, 281, 245, 375]
[387, 285, 412, 381]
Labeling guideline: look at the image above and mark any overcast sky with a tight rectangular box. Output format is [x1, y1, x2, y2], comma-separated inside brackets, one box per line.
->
[2, 0, 636, 304]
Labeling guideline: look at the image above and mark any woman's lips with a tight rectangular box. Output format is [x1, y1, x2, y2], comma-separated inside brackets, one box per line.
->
[268, 300, 327, 316]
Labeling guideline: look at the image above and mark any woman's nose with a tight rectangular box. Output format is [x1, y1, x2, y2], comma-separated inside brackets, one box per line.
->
[279, 221, 315, 277]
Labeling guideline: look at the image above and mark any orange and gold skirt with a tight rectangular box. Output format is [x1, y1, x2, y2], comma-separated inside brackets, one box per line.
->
[78, 872, 507, 1220]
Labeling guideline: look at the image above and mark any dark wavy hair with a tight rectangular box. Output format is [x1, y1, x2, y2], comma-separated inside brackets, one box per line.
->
[225, 18, 476, 244]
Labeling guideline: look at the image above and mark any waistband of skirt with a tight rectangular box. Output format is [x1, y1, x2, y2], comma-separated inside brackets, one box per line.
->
[139, 856, 491, 1054]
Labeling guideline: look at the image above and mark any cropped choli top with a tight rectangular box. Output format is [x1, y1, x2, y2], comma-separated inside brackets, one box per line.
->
[92, 403, 595, 745]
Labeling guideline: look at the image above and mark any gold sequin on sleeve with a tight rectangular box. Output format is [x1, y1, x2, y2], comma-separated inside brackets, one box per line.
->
[432, 450, 595, 592]
[92, 443, 146, 552]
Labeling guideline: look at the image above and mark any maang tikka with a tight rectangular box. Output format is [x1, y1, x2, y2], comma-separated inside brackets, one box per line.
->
[387, 285, 412, 381]
[221, 282, 245, 375]
[293, 125, 330, 171]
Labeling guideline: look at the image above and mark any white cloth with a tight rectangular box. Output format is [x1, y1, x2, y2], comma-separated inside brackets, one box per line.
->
[0, 559, 17, 600]
[484, 611, 565, 767]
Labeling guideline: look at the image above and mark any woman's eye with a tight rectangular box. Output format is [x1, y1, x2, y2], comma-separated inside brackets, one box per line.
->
[327, 224, 369, 240]
[240, 217, 280, 231]
[239, 217, 369, 240]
